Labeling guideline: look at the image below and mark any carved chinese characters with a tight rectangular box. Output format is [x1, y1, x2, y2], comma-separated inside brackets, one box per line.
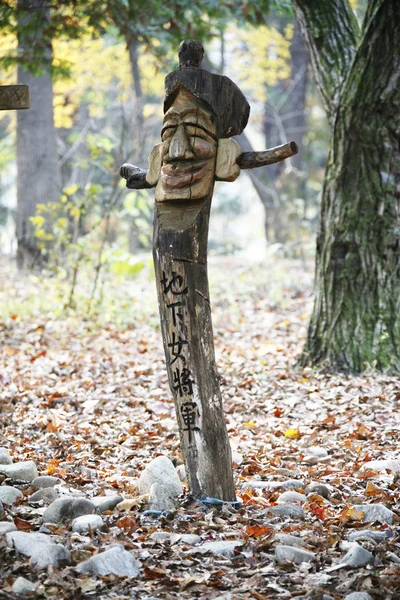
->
[161, 268, 200, 442]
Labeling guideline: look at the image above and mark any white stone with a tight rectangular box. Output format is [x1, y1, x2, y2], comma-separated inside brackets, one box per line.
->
[149, 482, 178, 511]
[72, 514, 103, 534]
[75, 545, 140, 576]
[245, 479, 305, 491]
[12, 577, 38, 595]
[91, 495, 123, 513]
[149, 532, 172, 543]
[180, 534, 201, 545]
[176, 464, 186, 482]
[200, 540, 243, 558]
[360, 459, 400, 473]
[307, 446, 328, 457]
[387, 551, 400, 564]
[32, 476, 61, 489]
[139, 456, 182, 497]
[275, 545, 315, 564]
[0, 461, 38, 482]
[275, 533, 307, 547]
[42, 497, 95, 523]
[344, 593, 373, 600]
[6, 531, 70, 569]
[0, 485, 22, 505]
[352, 503, 394, 525]
[30, 488, 58, 503]
[348, 530, 386, 542]
[266, 503, 305, 519]
[0, 521, 17, 534]
[276, 491, 306, 504]
[305, 482, 332, 499]
[341, 543, 373, 567]
[0, 449, 13, 465]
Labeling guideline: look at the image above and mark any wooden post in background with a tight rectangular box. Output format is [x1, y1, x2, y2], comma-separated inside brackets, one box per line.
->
[120, 40, 297, 501]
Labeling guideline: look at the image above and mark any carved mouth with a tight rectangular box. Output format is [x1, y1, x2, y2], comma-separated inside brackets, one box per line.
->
[161, 160, 209, 189]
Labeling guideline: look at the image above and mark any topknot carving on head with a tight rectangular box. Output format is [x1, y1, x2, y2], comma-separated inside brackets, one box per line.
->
[178, 39, 204, 68]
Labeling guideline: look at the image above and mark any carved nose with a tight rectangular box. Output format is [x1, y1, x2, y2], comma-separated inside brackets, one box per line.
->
[169, 125, 195, 160]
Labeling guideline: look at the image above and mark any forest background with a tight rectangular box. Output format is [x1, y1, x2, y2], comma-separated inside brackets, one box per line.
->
[0, 0, 337, 322]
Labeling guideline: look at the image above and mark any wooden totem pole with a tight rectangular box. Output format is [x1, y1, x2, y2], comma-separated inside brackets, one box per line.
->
[121, 41, 297, 501]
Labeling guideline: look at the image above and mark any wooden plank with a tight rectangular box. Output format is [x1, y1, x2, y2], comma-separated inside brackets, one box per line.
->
[0, 85, 30, 111]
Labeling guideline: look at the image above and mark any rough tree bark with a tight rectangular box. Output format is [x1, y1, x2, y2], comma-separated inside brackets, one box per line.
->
[16, 0, 61, 269]
[292, 0, 400, 371]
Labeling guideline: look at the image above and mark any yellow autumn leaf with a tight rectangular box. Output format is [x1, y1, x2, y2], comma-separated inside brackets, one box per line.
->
[284, 428, 300, 439]
[243, 421, 256, 427]
[346, 506, 365, 520]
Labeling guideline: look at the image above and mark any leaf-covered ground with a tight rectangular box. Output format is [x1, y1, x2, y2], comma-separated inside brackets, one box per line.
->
[1, 257, 400, 599]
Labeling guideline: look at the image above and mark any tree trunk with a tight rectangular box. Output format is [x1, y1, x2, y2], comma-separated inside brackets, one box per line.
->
[293, 0, 400, 371]
[16, 0, 61, 269]
[127, 38, 147, 253]
[153, 198, 235, 500]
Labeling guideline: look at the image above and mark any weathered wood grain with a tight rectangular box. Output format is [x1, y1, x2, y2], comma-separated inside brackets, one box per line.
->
[153, 195, 236, 500]
[237, 141, 298, 169]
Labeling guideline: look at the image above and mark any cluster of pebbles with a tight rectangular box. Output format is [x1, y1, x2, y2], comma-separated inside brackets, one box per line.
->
[0, 450, 397, 598]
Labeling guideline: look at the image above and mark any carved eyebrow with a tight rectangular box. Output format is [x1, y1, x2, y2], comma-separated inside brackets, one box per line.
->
[161, 121, 217, 140]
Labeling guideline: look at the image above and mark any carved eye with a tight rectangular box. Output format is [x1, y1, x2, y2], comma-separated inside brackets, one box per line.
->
[185, 125, 215, 143]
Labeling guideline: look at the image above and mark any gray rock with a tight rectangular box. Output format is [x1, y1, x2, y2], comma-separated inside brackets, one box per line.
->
[176, 464, 186, 482]
[348, 529, 387, 543]
[341, 543, 373, 567]
[0, 500, 3, 517]
[139, 456, 182, 503]
[149, 531, 172, 543]
[361, 459, 400, 473]
[344, 594, 373, 600]
[305, 482, 332, 499]
[0, 521, 17, 534]
[275, 545, 315, 564]
[75, 545, 140, 576]
[72, 514, 103, 534]
[0, 461, 38, 482]
[276, 491, 306, 504]
[30, 488, 58, 503]
[43, 497, 95, 523]
[12, 577, 38, 595]
[6, 531, 70, 569]
[307, 446, 328, 457]
[91, 495, 123, 513]
[0, 485, 23, 505]
[352, 503, 394, 525]
[180, 534, 201, 545]
[0, 449, 13, 465]
[245, 479, 304, 491]
[149, 482, 178, 511]
[265, 503, 305, 519]
[387, 551, 400, 564]
[200, 540, 243, 558]
[275, 533, 307, 547]
[31, 475, 61, 489]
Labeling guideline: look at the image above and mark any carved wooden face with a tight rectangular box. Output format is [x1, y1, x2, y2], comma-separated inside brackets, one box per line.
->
[155, 89, 217, 202]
